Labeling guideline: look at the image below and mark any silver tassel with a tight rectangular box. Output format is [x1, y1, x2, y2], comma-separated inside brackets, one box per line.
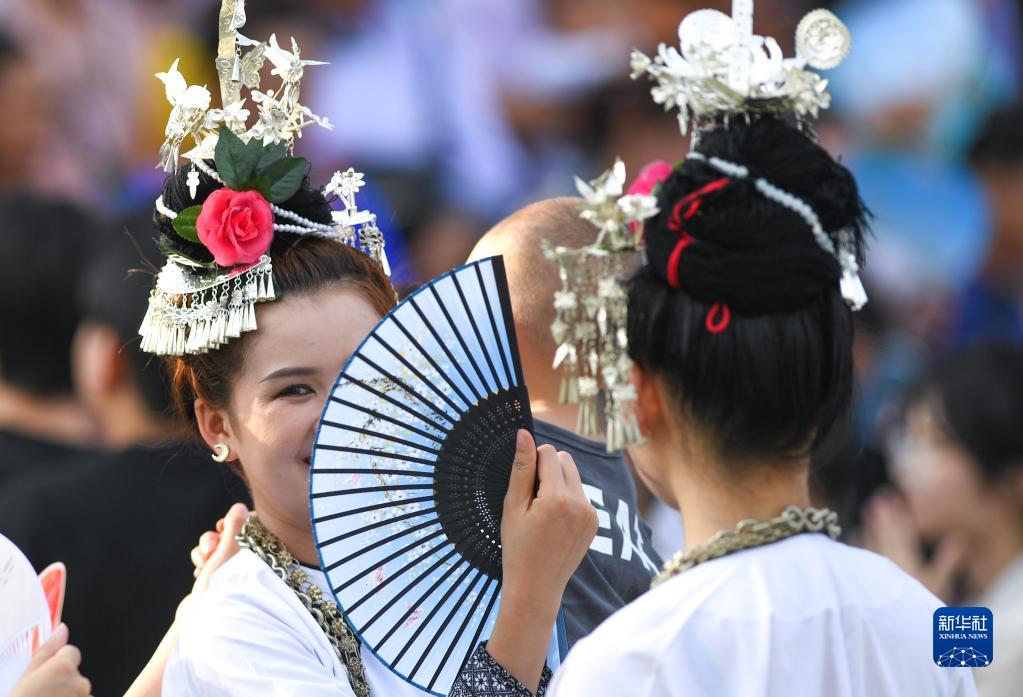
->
[226, 306, 242, 338]
[265, 270, 275, 300]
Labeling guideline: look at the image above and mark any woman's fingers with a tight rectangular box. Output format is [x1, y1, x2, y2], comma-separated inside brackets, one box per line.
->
[27, 624, 68, 667]
[558, 451, 584, 493]
[505, 430, 538, 508]
[190, 545, 204, 575]
[221, 502, 250, 537]
[53, 644, 82, 671]
[536, 443, 566, 496]
[192, 502, 250, 595]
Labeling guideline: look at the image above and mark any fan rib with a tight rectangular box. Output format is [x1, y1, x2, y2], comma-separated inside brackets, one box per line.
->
[408, 298, 484, 403]
[474, 263, 513, 388]
[426, 576, 496, 691]
[327, 527, 445, 576]
[312, 483, 432, 501]
[318, 507, 438, 550]
[356, 354, 456, 427]
[386, 563, 476, 662]
[371, 334, 465, 413]
[313, 495, 433, 525]
[391, 315, 473, 409]
[411, 570, 486, 683]
[314, 468, 433, 478]
[314, 445, 436, 468]
[331, 519, 441, 568]
[429, 283, 495, 396]
[328, 397, 443, 444]
[320, 421, 442, 456]
[451, 272, 501, 394]
[492, 262, 528, 388]
[343, 377, 452, 434]
[372, 560, 468, 650]
[347, 544, 457, 615]
[455, 580, 502, 686]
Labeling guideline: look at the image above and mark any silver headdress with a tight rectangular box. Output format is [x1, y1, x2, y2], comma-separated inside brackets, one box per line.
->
[547, 1, 858, 451]
[543, 161, 659, 451]
[140, 0, 389, 357]
[630, 0, 851, 136]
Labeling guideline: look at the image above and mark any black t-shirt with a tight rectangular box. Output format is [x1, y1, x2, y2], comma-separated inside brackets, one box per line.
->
[0, 428, 90, 494]
[0, 443, 247, 697]
[533, 420, 662, 647]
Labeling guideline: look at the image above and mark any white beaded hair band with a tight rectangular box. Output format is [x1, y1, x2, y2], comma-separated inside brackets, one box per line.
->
[686, 151, 867, 310]
[156, 161, 340, 237]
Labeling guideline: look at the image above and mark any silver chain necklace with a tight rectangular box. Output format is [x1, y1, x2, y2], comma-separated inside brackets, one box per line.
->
[653, 505, 841, 587]
[238, 516, 371, 697]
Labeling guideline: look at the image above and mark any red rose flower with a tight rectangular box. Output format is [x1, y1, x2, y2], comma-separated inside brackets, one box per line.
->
[196, 188, 274, 267]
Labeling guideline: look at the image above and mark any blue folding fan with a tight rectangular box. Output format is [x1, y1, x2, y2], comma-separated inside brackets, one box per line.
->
[310, 256, 565, 695]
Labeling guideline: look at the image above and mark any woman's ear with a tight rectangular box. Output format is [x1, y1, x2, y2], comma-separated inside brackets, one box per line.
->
[194, 398, 239, 463]
[631, 363, 665, 440]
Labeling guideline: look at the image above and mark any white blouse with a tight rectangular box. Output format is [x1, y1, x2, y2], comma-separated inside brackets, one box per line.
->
[550, 535, 977, 697]
[163, 549, 426, 696]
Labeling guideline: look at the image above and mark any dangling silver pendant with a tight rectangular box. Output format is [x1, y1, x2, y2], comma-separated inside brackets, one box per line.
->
[187, 167, 201, 200]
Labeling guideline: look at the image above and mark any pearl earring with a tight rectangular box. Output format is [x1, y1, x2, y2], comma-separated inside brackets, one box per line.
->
[211, 443, 230, 463]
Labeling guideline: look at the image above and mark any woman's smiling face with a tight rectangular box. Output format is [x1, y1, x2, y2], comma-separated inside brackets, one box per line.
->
[197, 285, 382, 562]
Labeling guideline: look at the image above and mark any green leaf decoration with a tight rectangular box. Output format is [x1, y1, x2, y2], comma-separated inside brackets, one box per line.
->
[262, 157, 309, 203]
[214, 126, 261, 190]
[171, 205, 204, 244]
[255, 143, 287, 174]
[248, 175, 273, 199]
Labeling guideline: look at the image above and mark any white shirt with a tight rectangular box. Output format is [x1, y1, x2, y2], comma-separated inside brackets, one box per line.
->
[163, 549, 426, 696]
[974, 554, 1023, 697]
[550, 535, 977, 697]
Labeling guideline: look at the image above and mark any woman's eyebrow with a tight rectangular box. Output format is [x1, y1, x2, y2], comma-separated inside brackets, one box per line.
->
[260, 366, 319, 383]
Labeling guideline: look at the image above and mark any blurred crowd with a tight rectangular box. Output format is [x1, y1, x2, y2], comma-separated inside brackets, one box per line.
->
[1, 0, 1022, 695]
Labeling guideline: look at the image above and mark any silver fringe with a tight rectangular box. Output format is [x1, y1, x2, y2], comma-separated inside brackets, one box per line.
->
[139, 255, 275, 356]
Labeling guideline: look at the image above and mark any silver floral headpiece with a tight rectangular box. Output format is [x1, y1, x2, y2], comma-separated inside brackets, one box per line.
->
[543, 161, 659, 451]
[630, 0, 852, 136]
[140, 0, 388, 357]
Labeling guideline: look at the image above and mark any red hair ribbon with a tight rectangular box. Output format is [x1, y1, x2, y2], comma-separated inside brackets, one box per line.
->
[668, 178, 730, 233]
[706, 303, 731, 333]
[665, 177, 730, 289]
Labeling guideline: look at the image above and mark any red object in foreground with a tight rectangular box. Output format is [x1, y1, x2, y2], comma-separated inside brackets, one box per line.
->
[38, 563, 66, 629]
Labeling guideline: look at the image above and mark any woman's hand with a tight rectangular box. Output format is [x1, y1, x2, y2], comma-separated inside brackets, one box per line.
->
[9, 624, 92, 697]
[862, 488, 966, 603]
[485, 430, 597, 693]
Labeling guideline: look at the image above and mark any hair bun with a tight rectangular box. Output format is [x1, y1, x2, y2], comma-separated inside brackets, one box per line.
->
[644, 117, 868, 315]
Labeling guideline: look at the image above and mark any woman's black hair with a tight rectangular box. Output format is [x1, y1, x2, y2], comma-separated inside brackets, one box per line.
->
[154, 160, 333, 263]
[627, 116, 869, 464]
[914, 342, 1023, 479]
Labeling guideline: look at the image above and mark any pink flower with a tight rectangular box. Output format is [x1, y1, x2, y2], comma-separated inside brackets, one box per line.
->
[628, 160, 674, 197]
[627, 160, 674, 234]
[196, 188, 274, 267]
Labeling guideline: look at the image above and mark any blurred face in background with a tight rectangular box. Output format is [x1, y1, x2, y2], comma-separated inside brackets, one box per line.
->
[0, 58, 47, 189]
[892, 399, 996, 541]
[977, 164, 1023, 274]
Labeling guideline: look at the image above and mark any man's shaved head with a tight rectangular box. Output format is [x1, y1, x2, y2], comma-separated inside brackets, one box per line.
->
[468, 198, 597, 378]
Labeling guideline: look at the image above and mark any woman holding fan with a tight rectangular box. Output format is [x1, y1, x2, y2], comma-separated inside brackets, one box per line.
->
[140, 3, 595, 696]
